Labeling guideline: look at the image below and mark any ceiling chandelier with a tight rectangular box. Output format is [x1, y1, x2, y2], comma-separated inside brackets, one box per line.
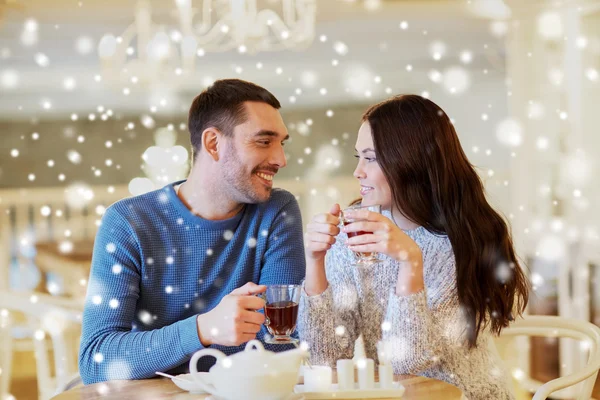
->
[97, 0, 317, 83]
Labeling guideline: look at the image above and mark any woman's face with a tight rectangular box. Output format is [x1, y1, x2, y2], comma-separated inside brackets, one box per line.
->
[353, 121, 392, 210]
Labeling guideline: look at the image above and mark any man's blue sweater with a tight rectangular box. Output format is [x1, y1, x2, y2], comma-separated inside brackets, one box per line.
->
[79, 182, 305, 384]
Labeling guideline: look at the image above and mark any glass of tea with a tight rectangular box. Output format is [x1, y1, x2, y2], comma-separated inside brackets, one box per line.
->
[263, 284, 301, 344]
[341, 204, 382, 266]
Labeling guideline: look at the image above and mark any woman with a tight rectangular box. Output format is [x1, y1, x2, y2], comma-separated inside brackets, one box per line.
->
[297, 95, 529, 400]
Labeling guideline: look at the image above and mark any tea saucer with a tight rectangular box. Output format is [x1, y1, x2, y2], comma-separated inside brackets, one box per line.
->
[170, 372, 211, 394]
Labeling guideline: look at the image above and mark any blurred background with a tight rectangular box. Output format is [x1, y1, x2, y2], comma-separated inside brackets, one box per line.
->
[0, 0, 599, 399]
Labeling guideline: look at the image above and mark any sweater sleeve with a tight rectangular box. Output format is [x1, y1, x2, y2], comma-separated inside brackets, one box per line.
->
[382, 243, 462, 374]
[297, 242, 360, 367]
[78, 206, 205, 384]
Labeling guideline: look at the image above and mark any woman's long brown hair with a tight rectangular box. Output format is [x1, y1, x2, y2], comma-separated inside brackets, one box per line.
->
[362, 95, 529, 347]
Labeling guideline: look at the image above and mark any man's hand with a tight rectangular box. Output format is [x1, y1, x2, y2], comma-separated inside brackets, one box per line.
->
[196, 282, 267, 347]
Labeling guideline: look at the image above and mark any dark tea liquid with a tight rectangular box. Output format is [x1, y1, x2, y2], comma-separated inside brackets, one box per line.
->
[346, 230, 369, 238]
[346, 230, 373, 257]
[265, 301, 299, 337]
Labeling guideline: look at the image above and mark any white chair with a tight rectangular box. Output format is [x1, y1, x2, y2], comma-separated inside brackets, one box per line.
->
[0, 308, 14, 400]
[501, 315, 600, 400]
[0, 291, 83, 400]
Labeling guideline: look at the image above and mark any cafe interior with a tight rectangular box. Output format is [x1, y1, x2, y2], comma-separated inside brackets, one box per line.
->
[1, 0, 600, 399]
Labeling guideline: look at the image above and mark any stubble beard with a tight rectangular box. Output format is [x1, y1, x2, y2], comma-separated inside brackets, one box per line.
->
[220, 143, 271, 204]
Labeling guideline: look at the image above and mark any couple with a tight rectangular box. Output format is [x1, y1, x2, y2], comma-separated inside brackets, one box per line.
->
[79, 79, 529, 400]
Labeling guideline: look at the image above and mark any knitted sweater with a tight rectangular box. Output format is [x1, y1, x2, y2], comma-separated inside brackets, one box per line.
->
[79, 181, 306, 384]
[297, 211, 514, 400]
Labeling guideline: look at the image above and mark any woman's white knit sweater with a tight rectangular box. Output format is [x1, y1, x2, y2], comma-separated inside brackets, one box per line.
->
[297, 212, 515, 400]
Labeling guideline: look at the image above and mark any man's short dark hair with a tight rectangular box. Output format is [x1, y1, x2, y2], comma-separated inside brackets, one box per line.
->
[188, 79, 281, 161]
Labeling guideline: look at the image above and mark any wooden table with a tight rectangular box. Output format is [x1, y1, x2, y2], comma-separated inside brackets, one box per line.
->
[51, 375, 464, 399]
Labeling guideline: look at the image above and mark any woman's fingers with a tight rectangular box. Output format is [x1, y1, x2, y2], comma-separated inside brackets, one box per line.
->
[342, 221, 386, 235]
[305, 211, 341, 260]
[342, 209, 384, 222]
[307, 222, 340, 236]
[306, 232, 336, 245]
[346, 235, 411, 260]
[346, 233, 379, 246]
[312, 212, 341, 225]
[347, 243, 377, 253]
[329, 203, 341, 216]
[306, 242, 333, 252]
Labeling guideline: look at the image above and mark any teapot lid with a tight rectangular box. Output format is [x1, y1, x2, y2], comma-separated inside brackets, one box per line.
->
[214, 340, 274, 374]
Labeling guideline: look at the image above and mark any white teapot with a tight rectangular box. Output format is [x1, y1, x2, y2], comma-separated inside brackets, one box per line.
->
[189, 340, 306, 400]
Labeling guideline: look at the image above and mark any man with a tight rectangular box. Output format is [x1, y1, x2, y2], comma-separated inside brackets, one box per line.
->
[79, 79, 305, 384]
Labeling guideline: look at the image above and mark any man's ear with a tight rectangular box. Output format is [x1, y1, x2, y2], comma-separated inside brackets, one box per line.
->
[202, 127, 221, 161]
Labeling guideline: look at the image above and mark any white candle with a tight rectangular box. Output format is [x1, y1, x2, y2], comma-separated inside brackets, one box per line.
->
[336, 359, 355, 390]
[304, 366, 332, 392]
[378, 363, 394, 388]
[376, 340, 392, 365]
[356, 358, 375, 389]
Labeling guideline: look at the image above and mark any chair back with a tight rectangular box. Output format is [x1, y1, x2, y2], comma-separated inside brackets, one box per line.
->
[502, 315, 600, 400]
[0, 307, 14, 400]
[0, 291, 83, 400]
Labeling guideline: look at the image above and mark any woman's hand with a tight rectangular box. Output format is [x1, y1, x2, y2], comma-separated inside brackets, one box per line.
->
[304, 204, 341, 263]
[342, 208, 421, 263]
[343, 209, 424, 295]
[303, 204, 341, 296]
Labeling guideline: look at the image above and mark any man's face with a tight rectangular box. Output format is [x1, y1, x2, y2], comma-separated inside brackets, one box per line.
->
[220, 101, 289, 204]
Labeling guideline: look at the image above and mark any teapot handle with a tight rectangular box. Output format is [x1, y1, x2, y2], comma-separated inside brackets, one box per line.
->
[244, 339, 265, 352]
[189, 348, 226, 396]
